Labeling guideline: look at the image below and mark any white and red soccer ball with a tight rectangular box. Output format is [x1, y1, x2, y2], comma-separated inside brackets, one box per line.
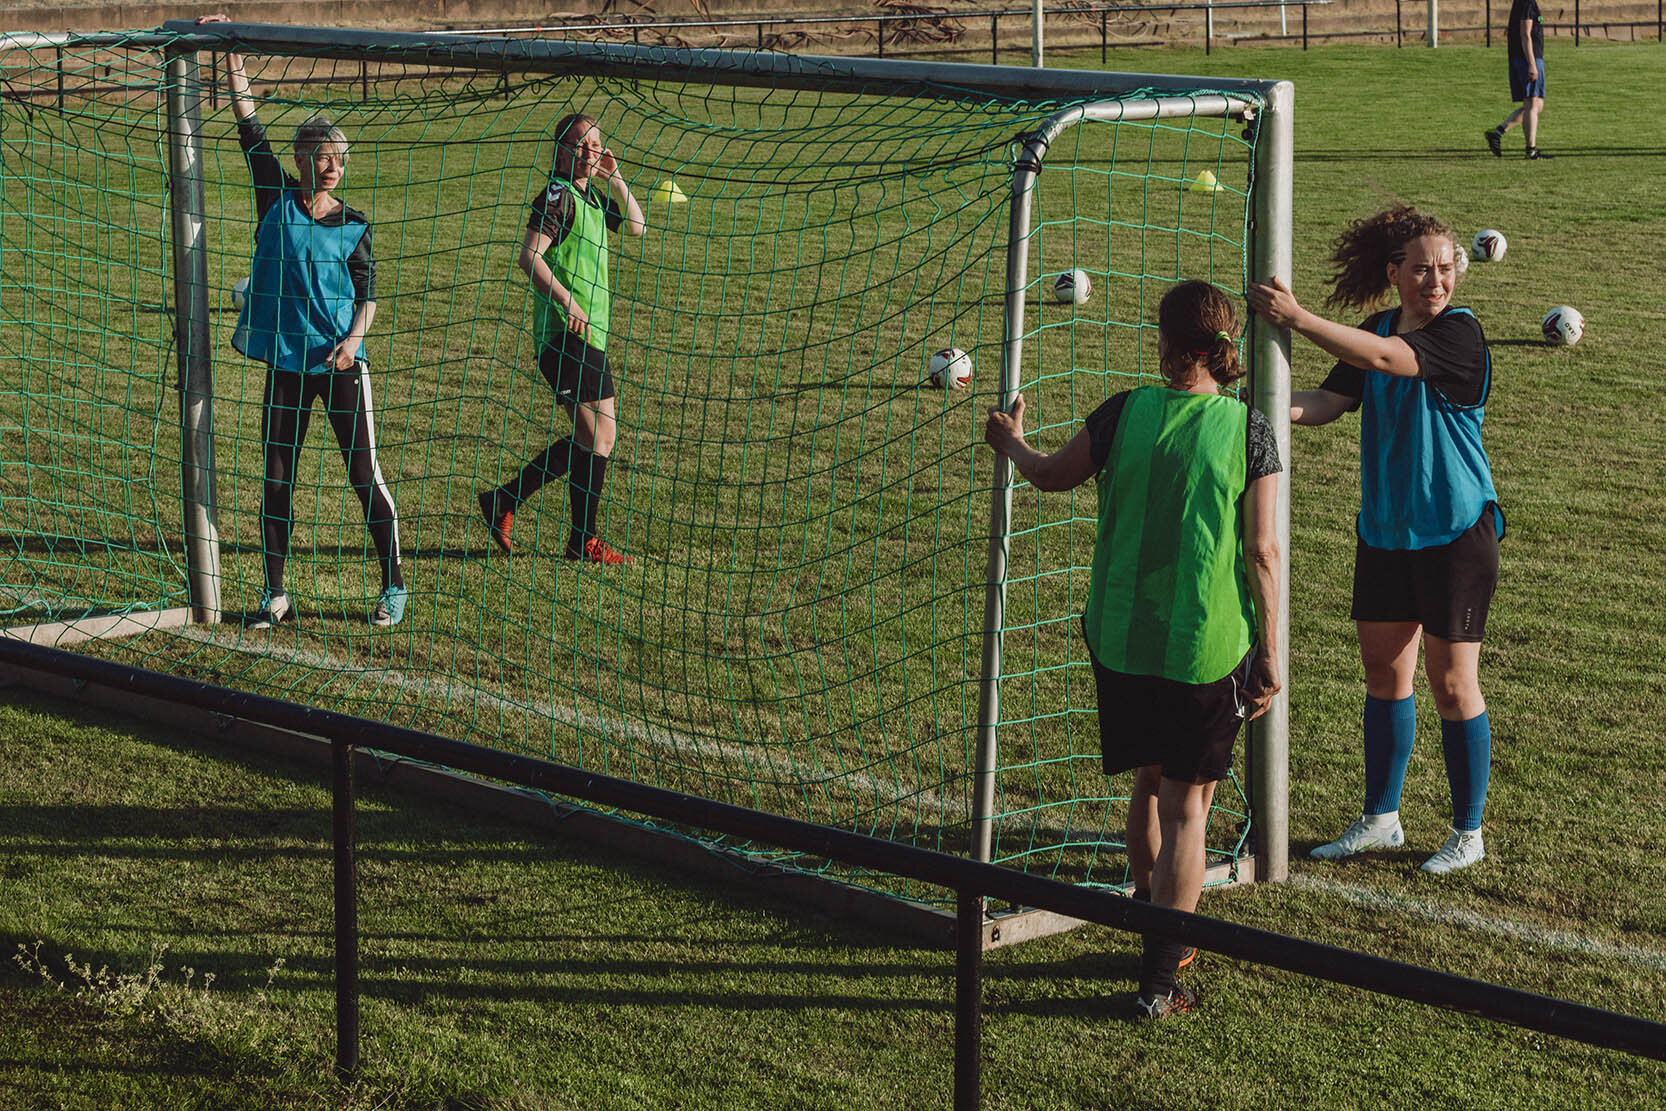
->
[928, 347, 973, 390]
[1542, 305, 1585, 346]
[1470, 229, 1507, 263]
[1051, 269, 1092, 305]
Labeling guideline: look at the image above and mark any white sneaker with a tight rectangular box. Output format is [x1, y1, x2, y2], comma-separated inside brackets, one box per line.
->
[249, 590, 292, 630]
[1421, 828, 1485, 875]
[1310, 813, 1404, 861]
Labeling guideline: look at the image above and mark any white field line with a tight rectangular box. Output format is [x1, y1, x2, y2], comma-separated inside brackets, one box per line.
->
[1293, 873, 1666, 972]
[0, 588, 53, 611]
[178, 625, 970, 819]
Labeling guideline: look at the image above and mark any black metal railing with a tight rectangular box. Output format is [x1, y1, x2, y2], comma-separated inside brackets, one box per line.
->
[11, 2, 1666, 111]
[3, 635, 1663, 1107]
[432, 2, 1333, 59]
[431, 0, 1663, 56]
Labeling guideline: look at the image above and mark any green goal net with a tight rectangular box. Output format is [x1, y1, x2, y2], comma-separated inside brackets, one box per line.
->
[0, 25, 1285, 904]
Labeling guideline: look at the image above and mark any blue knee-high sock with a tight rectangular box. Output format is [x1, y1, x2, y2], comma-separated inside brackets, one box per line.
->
[1363, 694, 1416, 815]
[1440, 711, 1491, 832]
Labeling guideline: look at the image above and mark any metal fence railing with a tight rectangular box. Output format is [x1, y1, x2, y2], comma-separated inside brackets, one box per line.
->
[426, 0, 1664, 57]
[429, 1, 1334, 58]
[3, 636, 1663, 1110]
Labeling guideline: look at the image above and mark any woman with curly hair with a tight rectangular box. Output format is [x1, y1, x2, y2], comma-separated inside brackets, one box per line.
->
[1249, 205, 1502, 876]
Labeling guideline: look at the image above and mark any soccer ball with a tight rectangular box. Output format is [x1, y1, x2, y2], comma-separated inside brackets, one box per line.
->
[928, 347, 973, 390]
[1470, 229, 1507, 263]
[1454, 244, 1469, 276]
[232, 276, 250, 309]
[1541, 305, 1584, 346]
[1052, 269, 1092, 305]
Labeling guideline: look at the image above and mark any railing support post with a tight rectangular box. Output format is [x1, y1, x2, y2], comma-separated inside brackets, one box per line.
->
[333, 739, 360, 1079]
[954, 890, 983, 1111]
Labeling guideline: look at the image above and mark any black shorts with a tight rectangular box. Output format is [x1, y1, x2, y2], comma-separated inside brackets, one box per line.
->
[1090, 649, 1251, 784]
[538, 331, 615, 405]
[1350, 507, 1500, 641]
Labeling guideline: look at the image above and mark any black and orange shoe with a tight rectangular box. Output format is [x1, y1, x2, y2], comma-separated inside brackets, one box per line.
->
[478, 490, 513, 555]
[1133, 985, 1197, 1020]
[565, 536, 632, 565]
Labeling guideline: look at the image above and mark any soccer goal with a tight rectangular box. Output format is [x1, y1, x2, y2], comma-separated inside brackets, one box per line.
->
[0, 22, 1292, 928]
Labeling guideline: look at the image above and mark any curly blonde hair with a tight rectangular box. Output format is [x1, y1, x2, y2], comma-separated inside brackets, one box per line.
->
[1325, 204, 1455, 312]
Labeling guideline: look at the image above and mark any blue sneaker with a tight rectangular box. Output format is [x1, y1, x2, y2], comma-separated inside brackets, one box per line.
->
[370, 585, 407, 628]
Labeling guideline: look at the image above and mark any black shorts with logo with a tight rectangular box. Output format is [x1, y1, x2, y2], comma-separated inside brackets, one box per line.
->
[1350, 507, 1500, 642]
[538, 329, 615, 405]
[1089, 647, 1252, 784]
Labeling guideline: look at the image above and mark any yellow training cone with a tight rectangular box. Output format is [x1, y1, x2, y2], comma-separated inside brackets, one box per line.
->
[651, 179, 689, 206]
[1188, 169, 1223, 193]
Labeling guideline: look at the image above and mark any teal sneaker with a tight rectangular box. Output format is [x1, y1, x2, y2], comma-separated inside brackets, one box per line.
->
[370, 585, 407, 628]
[250, 590, 292, 630]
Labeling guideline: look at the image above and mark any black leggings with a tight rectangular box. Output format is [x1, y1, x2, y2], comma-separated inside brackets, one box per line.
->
[261, 364, 402, 592]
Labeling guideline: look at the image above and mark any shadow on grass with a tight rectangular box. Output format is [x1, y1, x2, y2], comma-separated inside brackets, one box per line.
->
[2, 688, 1166, 1028]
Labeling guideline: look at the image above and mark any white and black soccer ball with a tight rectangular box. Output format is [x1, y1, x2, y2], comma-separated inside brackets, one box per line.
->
[928, 347, 973, 390]
[232, 276, 251, 310]
[1051, 268, 1092, 305]
[1471, 229, 1507, 263]
[1542, 305, 1584, 346]
[1454, 244, 1470, 276]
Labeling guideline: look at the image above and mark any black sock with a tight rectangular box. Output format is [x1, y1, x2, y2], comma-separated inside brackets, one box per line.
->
[1139, 937, 1188, 1000]
[1132, 888, 1151, 903]
[504, 436, 575, 505]
[566, 448, 608, 553]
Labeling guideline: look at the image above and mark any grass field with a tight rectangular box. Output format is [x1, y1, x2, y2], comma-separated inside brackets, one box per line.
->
[3, 34, 1666, 1108]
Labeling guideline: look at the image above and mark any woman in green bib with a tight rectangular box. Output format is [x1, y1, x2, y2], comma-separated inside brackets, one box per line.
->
[986, 280, 1282, 1019]
[479, 112, 645, 564]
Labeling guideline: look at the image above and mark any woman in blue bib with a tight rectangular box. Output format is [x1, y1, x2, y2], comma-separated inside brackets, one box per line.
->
[987, 281, 1282, 1019]
[1249, 205, 1502, 876]
[208, 26, 407, 631]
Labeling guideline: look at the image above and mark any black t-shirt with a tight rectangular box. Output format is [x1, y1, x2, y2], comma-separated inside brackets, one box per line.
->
[526, 176, 624, 248]
[1084, 389, 1282, 483]
[1507, 0, 1544, 62]
[1317, 307, 1489, 410]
